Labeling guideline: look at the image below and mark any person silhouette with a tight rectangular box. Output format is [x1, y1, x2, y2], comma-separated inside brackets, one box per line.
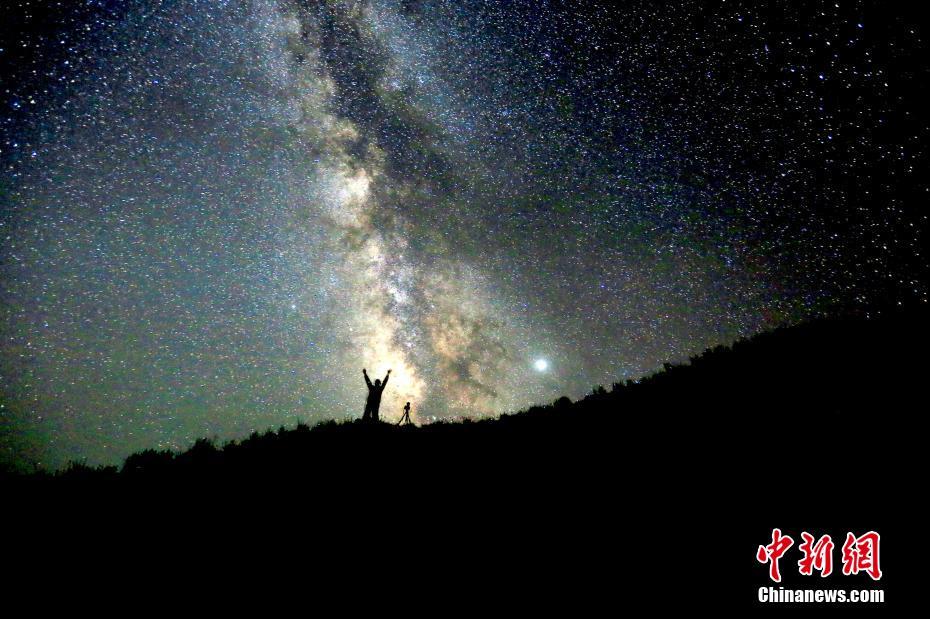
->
[397, 401, 412, 426]
[362, 368, 391, 422]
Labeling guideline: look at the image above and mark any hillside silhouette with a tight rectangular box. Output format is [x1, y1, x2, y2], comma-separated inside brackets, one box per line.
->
[4, 308, 924, 612]
[5, 307, 924, 486]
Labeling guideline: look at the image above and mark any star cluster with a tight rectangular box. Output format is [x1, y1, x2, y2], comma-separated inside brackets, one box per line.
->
[1, 1, 926, 468]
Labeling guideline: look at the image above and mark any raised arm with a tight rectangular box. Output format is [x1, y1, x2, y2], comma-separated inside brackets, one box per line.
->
[363, 368, 372, 388]
[382, 369, 391, 387]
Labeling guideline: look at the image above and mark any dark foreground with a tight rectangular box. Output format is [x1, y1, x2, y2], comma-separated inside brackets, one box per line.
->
[5, 309, 925, 611]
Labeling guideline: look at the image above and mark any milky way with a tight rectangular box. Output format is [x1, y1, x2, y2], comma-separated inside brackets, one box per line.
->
[2, 1, 927, 468]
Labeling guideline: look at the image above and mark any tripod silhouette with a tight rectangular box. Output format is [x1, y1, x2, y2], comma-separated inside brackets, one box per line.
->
[397, 401, 412, 426]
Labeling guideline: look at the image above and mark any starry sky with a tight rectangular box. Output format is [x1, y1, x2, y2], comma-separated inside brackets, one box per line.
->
[1, 0, 927, 469]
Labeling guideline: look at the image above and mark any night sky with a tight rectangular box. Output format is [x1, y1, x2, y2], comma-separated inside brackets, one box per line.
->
[2, 1, 927, 469]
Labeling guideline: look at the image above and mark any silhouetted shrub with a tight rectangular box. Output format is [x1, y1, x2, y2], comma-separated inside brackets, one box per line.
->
[123, 449, 174, 475]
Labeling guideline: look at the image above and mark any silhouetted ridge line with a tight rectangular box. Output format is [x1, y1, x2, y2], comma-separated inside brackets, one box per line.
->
[3, 307, 925, 482]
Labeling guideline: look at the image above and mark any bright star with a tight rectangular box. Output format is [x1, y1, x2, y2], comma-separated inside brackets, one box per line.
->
[534, 358, 549, 372]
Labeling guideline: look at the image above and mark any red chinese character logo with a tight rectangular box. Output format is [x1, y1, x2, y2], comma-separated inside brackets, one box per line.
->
[757, 528, 794, 582]
[842, 531, 882, 580]
[798, 532, 834, 577]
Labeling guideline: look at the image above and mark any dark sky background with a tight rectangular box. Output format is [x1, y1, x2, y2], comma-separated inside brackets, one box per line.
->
[1, 0, 927, 469]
